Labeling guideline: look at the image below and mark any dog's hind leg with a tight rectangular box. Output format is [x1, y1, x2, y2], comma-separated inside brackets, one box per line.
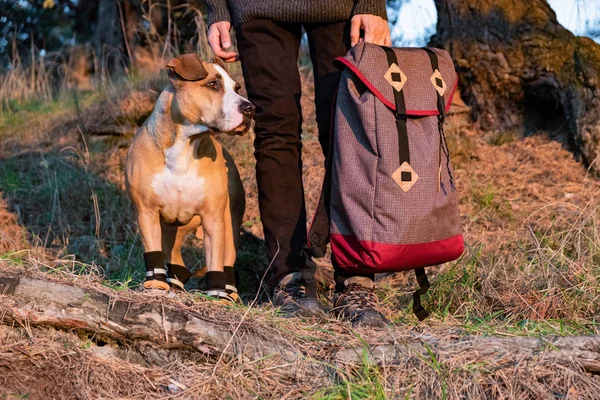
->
[138, 210, 170, 291]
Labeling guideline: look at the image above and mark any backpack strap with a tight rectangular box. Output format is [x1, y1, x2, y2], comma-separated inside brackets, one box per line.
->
[306, 88, 338, 258]
[413, 268, 431, 321]
[380, 46, 410, 168]
[423, 47, 456, 192]
[422, 48, 446, 121]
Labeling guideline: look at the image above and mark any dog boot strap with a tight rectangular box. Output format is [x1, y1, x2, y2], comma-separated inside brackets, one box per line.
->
[167, 263, 191, 290]
[143, 252, 167, 283]
[206, 271, 227, 290]
[205, 271, 240, 303]
[224, 266, 236, 286]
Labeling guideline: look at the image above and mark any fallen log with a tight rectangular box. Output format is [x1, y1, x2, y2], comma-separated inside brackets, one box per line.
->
[0, 273, 299, 364]
[1, 271, 599, 376]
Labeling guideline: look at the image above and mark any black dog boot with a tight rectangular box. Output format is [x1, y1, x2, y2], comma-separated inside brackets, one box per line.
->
[204, 268, 241, 304]
[143, 251, 170, 291]
[167, 263, 192, 291]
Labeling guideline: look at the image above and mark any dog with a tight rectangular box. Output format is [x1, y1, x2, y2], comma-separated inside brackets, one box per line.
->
[125, 54, 254, 302]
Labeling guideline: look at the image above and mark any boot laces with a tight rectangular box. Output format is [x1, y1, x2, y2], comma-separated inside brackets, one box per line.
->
[338, 283, 379, 310]
[275, 276, 306, 303]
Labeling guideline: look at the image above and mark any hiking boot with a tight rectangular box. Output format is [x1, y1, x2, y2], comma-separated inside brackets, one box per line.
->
[332, 276, 389, 327]
[272, 272, 325, 318]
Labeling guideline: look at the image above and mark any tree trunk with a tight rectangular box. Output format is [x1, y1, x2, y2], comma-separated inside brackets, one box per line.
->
[431, 0, 600, 171]
[95, 0, 124, 65]
[94, 0, 142, 71]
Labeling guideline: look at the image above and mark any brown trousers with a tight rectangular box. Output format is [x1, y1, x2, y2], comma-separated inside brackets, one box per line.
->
[236, 19, 373, 289]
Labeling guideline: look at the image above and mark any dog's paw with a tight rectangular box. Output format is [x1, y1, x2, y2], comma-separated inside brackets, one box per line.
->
[202, 286, 242, 305]
[142, 279, 171, 291]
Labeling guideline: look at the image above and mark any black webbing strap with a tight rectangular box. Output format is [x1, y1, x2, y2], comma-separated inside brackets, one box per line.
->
[423, 47, 456, 191]
[306, 87, 338, 257]
[381, 46, 410, 166]
[422, 47, 446, 121]
[413, 268, 431, 321]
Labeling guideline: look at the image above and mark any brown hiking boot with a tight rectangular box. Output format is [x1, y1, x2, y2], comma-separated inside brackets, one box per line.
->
[272, 272, 325, 318]
[332, 276, 389, 327]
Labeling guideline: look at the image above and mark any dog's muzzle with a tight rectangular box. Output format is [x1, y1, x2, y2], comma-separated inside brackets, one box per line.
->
[239, 101, 255, 118]
[235, 101, 255, 136]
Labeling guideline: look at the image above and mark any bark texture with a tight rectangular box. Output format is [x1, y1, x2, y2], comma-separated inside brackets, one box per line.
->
[1, 271, 600, 375]
[431, 0, 600, 171]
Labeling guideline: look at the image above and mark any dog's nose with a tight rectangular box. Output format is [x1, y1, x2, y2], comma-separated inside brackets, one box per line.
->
[239, 101, 255, 117]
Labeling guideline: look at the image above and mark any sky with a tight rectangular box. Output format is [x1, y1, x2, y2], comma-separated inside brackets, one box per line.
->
[391, 0, 600, 46]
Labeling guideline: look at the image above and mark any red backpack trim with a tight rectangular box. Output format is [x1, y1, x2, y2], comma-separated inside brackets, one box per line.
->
[330, 233, 465, 274]
[333, 57, 458, 117]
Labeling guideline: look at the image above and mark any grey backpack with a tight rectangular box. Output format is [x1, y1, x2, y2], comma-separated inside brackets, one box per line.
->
[308, 43, 464, 320]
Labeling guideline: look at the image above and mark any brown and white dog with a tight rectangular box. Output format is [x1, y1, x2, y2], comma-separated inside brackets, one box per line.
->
[125, 54, 254, 302]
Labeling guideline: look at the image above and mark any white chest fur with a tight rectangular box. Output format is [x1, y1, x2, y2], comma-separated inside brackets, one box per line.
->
[151, 137, 206, 215]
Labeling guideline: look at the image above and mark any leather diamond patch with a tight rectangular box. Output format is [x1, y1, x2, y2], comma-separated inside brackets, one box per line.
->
[430, 69, 447, 97]
[392, 162, 419, 192]
[384, 63, 407, 92]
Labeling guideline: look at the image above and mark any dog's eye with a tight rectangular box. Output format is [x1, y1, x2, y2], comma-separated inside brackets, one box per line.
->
[206, 80, 220, 90]
[234, 84, 241, 93]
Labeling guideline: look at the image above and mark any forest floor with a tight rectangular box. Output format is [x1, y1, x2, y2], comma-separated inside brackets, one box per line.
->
[0, 66, 599, 399]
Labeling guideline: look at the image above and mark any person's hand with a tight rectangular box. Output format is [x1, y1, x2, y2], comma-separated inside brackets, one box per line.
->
[207, 21, 238, 62]
[350, 14, 391, 47]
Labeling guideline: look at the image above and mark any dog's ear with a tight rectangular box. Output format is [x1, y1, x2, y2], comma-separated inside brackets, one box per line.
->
[166, 54, 208, 82]
[213, 57, 226, 70]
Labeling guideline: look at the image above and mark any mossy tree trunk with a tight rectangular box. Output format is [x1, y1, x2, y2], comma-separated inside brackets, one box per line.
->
[431, 0, 600, 172]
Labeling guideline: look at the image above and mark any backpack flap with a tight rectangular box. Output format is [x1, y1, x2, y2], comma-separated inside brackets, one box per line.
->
[333, 43, 458, 118]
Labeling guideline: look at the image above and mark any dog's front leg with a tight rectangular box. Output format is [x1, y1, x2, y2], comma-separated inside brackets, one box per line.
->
[202, 211, 227, 296]
[138, 210, 170, 290]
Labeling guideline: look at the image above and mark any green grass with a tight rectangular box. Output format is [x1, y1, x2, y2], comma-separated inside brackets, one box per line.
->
[311, 348, 388, 400]
[0, 90, 101, 133]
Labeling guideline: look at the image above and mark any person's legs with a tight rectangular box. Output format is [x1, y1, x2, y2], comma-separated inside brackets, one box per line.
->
[305, 22, 386, 327]
[304, 23, 376, 285]
[304, 21, 350, 159]
[236, 20, 317, 304]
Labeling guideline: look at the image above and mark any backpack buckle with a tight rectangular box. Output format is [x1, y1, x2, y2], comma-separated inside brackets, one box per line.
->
[395, 113, 407, 121]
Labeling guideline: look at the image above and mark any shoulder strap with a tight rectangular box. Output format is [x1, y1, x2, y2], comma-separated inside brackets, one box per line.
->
[306, 88, 338, 258]
[423, 47, 456, 192]
[380, 46, 410, 168]
[422, 47, 446, 120]
[413, 268, 431, 321]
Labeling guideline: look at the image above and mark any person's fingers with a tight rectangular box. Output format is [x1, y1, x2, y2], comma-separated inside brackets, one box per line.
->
[219, 25, 232, 49]
[377, 24, 389, 45]
[221, 54, 238, 62]
[208, 29, 224, 55]
[208, 23, 238, 62]
[363, 28, 375, 44]
[363, 21, 384, 45]
[350, 16, 362, 47]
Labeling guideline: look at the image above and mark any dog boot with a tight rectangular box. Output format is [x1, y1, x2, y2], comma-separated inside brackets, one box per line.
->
[167, 263, 192, 291]
[143, 251, 170, 291]
[204, 269, 241, 304]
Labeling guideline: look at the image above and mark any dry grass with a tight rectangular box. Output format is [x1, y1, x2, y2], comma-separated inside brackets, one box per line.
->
[1, 254, 600, 400]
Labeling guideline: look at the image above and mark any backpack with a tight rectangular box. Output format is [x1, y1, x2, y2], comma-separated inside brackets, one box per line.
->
[307, 43, 464, 320]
